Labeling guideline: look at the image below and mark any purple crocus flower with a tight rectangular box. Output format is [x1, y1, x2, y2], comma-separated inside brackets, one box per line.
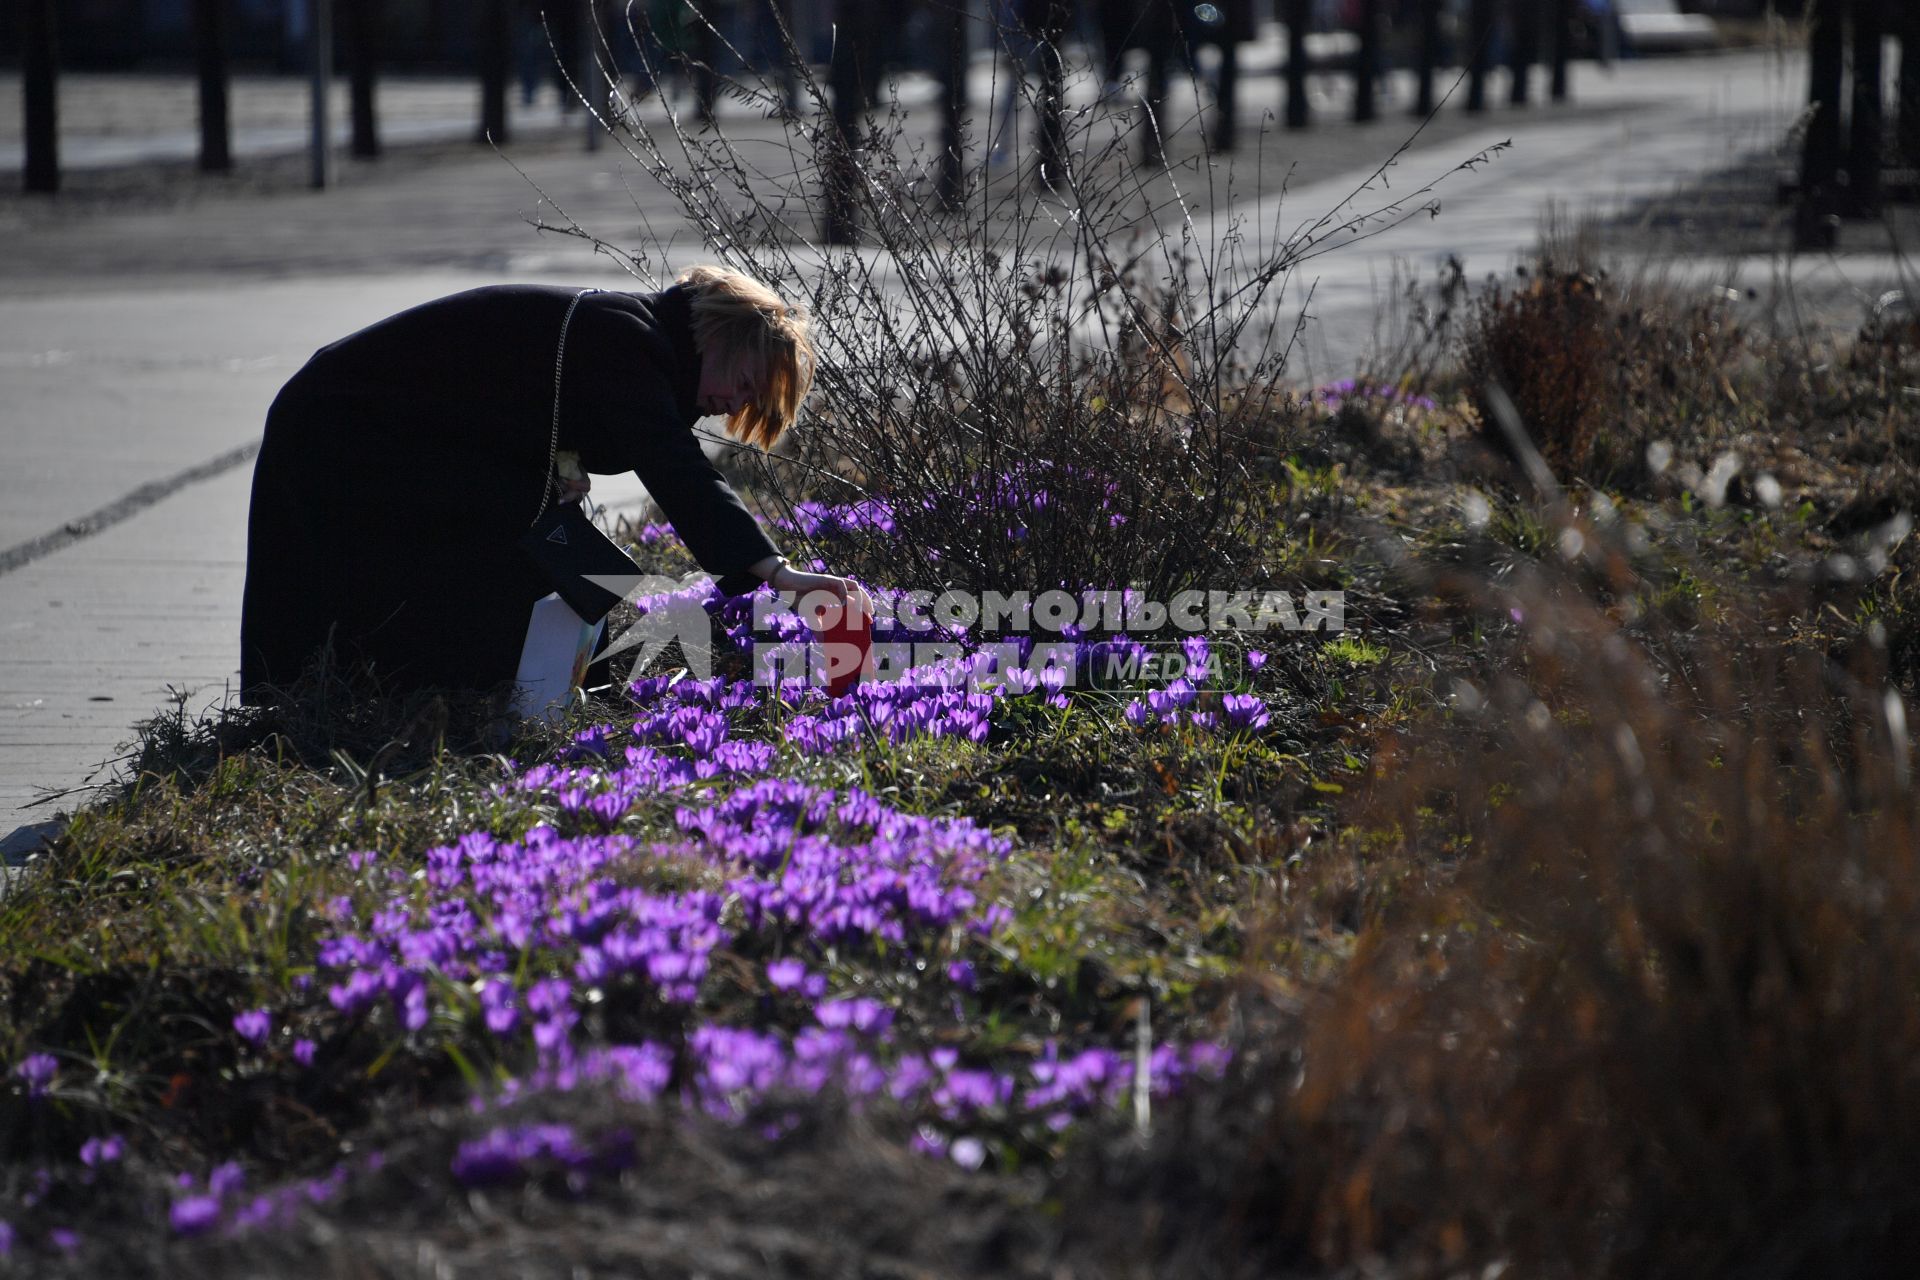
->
[395, 974, 430, 1032]
[451, 1124, 601, 1188]
[766, 958, 809, 992]
[292, 1039, 318, 1067]
[1187, 1042, 1233, 1079]
[479, 982, 520, 1037]
[533, 1016, 576, 1057]
[209, 1161, 246, 1198]
[231, 1194, 280, 1232]
[14, 1054, 56, 1099]
[232, 1009, 272, 1044]
[169, 1196, 221, 1237]
[524, 978, 573, 1018]
[327, 969, 382, 1016]
[815, 998, 893, 1035]
[1221, 693, 1271, 731]
[79, 1135, 125, 1168]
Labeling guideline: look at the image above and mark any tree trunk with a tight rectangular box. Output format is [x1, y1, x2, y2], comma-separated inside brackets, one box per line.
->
[1353, 0, 1379, 122]
[1215, 13, 1239, 150]
[194, 0, 233, 172]
[582, 0, 602, 151]
[1796, 0, 1846, 247]
[1901, 2, 1920, 170]
[1413, 0, 1439, 116]
[1142, 0, 1175, 163]
[1466, 0, 1494, 113]
[1036, 0, 1070, 182]
[345, 0, 380, 158]
[1845, 0, 1883, 215]
[1284, 0, 1310, 129]
[308, 0, 333, 187]
[823, 0, 869, 243]
[479, 0, 511, 144]
[1549, 0, 1571, 102]
[939, 0, 966, 205]
[694, 3, 719, 125]
[1509, 0, 1536, 107]
[22, 0, 58, 194]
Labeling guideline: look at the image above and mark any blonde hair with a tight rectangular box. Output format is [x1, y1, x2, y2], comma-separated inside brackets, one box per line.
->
[677, 265, 815, 450]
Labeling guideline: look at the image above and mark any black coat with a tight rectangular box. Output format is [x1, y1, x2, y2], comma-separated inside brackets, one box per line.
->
[239, 283, 780, 701]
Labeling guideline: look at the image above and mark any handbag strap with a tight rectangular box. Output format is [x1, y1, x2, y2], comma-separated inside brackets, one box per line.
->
[532, 288, 599, 527]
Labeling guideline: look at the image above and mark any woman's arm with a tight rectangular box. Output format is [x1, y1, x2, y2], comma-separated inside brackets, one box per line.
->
[622, 408, 781, 595]
[750, 554, 874, 619]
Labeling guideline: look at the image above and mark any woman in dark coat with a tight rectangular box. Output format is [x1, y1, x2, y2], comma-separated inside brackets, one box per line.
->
[239, 266, 855, 703]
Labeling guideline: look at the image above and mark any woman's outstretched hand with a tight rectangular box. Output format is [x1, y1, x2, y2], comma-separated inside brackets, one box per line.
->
[781, 568, 875, 624]
[755, 557, 874, 622]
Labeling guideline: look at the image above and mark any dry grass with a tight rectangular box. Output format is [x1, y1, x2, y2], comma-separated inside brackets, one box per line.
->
[1056, 542, 1920, 1280]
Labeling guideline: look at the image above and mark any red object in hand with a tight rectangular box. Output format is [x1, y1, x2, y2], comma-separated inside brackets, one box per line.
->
[811, 593, 872, 698]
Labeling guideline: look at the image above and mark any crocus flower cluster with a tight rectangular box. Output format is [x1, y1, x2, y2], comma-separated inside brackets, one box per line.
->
[168, 559, 1252, 1230]
[673, 779, 1008, 946]
[78, 1136, 124, 1169]
[1311, 377, 1439, 414]
[169, 1156, 373, 1238]
[777, 498, 898, 539]
[1124, 688, 1279, 734]
[628, 640, 1008, 761]
[1118, 638, 1279, 735]
[5, 529, 1276, 1257]
[781, 683, 999, 755]
[622, 574, 1283, 758]
[774, 464, 1114, 549]
[450, 1122, 635, 1189]
[487, 1041, 676, 1110]
[168, 1162, 245, 1237]
[316, 827, 732, 1042]
[678, 1018, 1230, 1135]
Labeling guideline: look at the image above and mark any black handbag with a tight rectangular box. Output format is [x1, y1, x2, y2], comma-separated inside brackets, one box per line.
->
[514, 289, 639, 626]
[517, 499, 643, 624]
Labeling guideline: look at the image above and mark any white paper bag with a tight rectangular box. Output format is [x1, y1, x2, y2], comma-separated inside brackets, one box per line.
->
[513, 592, 605, 722]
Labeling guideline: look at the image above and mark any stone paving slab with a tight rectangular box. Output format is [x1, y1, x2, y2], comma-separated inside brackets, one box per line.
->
[1, 463, 250, 824]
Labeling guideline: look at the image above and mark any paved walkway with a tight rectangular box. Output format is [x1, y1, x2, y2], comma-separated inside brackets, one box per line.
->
[1, 43, 1891, 841]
